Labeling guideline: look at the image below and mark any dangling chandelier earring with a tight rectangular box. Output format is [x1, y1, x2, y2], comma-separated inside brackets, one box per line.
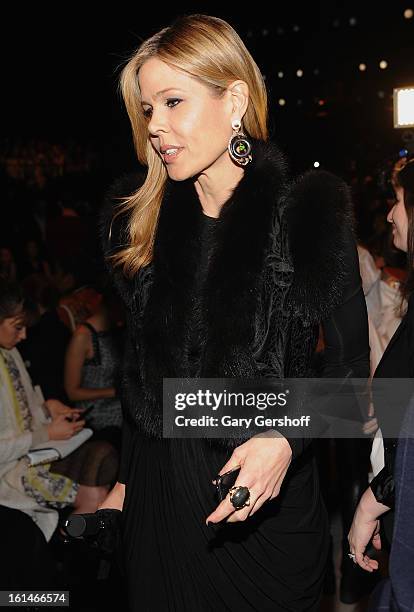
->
[228, 119, 253, 166]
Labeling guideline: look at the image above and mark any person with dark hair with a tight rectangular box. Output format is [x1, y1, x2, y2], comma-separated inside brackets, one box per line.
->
[391, 158, 414, 302]
[96, 14, 369, 611]
[348, 159, 414, 573]
[18, 273, 71, 401]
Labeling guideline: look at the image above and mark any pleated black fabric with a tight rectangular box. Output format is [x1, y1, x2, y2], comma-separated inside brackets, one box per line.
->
[121, 434, 328, 612]
[119, 213, 328, 611]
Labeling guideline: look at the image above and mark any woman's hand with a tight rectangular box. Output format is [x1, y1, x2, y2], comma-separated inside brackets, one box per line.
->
[348, 487, 390, 572]
[205, 432, 292, 524]
[45, 398, 84, 421]
[47, 414, 85, 440]
[98, 481, 125, 511]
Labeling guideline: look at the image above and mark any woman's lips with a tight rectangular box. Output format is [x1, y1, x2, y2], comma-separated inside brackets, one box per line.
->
[162, 148, 183, 163]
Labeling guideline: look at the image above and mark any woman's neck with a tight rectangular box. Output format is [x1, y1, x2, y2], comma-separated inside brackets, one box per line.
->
[194, 153, 244, 218]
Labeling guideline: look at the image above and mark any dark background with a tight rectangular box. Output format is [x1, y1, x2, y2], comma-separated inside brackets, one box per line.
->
[2, 1, 414, 187]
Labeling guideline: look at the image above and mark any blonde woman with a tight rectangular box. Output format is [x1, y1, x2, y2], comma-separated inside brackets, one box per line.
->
[99, 15, 369, 611]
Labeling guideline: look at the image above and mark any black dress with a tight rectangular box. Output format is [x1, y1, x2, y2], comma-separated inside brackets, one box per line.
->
[370, 293, 414, 544]
[117, 209, 369, 611]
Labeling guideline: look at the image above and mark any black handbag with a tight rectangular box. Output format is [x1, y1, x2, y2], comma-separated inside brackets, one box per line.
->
[215, 466, 241, 502]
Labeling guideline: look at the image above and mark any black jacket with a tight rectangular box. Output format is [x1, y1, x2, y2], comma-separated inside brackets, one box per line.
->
[370, 293, 414, 512]
[99, 139, 369, 458]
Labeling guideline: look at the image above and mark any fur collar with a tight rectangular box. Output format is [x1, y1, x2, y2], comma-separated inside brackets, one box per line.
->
[100, 140, 355, 326]
[142, 139, 288, 379]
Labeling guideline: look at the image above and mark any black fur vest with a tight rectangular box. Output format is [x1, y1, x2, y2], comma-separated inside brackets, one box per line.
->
[100, 140, 355, 446]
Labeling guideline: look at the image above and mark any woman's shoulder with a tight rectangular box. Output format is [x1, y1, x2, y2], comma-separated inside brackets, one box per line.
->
[71, 324, 94, 348]
[74, 323, 94, 336]
[284, 169, 355, 269]
[284, 169, 353, 229]
[283, 169, 357, 323]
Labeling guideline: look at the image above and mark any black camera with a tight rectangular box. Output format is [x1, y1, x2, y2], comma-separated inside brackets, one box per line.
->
[64, 512, 103, 538]
[63, 509, 122, 555]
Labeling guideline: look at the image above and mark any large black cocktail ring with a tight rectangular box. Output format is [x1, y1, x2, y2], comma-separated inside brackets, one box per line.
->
[229, 486, 251, 510]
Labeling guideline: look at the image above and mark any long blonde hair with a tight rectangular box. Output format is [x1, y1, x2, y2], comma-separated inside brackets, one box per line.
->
[111, 14, 269, 277]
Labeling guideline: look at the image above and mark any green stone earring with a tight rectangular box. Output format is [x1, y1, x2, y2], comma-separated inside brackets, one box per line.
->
[228, 119, 252, 166]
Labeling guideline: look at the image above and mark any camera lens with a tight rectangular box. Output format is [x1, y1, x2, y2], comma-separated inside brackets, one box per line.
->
[64, 513, 101, 537]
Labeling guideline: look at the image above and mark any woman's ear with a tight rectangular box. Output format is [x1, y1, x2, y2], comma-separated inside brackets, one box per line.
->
[228, 80, 249, 121]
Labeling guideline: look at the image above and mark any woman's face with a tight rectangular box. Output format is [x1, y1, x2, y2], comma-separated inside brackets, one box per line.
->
[0, 304, 26, 349]
[387, 186, 408, 252]
[138, 58, 236, 181]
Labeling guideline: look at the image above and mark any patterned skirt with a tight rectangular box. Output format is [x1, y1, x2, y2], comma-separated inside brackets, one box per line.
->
[22, 464, 78, 510]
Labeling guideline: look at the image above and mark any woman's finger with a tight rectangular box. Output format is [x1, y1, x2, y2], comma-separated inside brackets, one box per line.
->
[207, 469, 255, 524]
[354, 546, 378, 572]
[72, 420, 85, 431]
[365, 556, 379, 570]
[359, 553, 378, 572]
[206, 496, 235, 524]
[354, 550, 370, 571]
[226, 489, 261, 522]
[71, 409, 84, 417]
[245, 491, 266, 517]
[372, 532, 382, 551]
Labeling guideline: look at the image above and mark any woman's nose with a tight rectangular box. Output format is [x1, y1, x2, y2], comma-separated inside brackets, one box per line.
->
[148, 110, 168, 136]
[387, 206, 395, 224]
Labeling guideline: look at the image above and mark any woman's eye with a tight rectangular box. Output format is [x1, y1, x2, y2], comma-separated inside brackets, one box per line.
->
[166, 98, 182, 108]
[142, 98, 181, 120]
